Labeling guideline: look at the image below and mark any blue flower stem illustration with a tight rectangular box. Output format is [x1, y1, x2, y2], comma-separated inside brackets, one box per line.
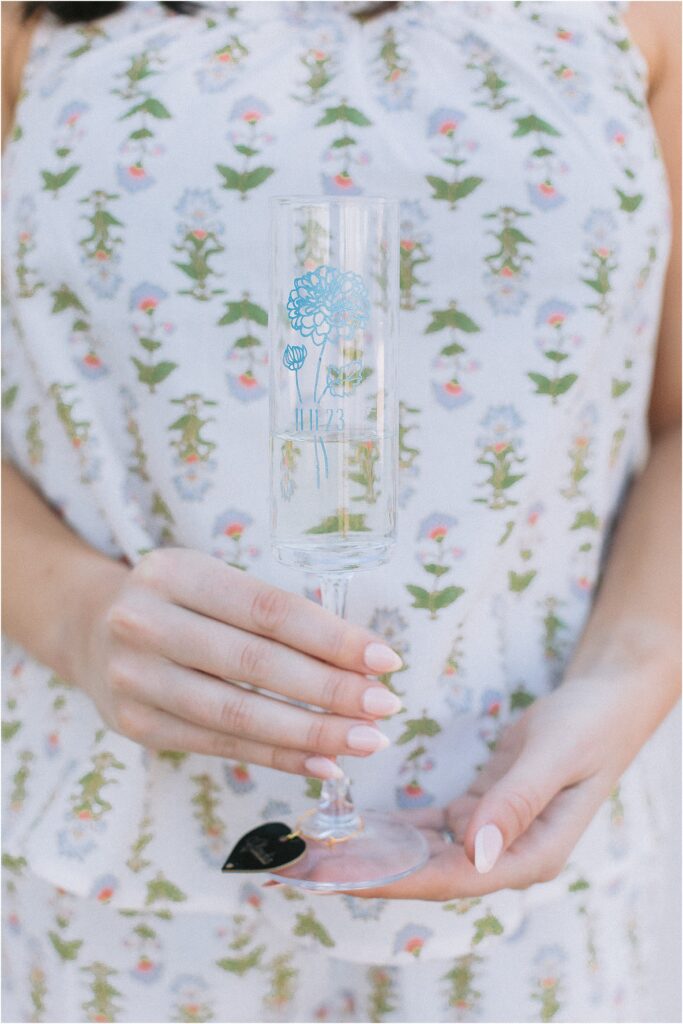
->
[285, 264, 370, 489]
[313, 336, 329, 405]
[294, 367, 302, 405]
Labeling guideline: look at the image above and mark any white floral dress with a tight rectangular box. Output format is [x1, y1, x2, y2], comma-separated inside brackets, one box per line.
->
[1, 2, 679, 1021]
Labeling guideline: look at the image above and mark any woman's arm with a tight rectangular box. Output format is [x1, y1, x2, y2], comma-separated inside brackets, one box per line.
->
[1, 9, 404, 776]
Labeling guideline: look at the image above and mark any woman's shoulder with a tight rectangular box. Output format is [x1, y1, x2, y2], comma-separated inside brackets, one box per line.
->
[623, 1, 679, 98]
[2, 3, 40, 147]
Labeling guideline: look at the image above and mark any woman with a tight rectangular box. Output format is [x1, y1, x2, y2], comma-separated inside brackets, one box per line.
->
[1, 1, 679, 1021]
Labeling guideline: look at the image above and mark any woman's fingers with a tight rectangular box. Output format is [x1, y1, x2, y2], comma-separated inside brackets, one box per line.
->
[461, 720, 588, 869]
[127, 598, 402, 719]
[113, 655, 391, 759]
[350, 776, 607, 901]
[135, 548, 403, 675]
[111, 699, 341, 778]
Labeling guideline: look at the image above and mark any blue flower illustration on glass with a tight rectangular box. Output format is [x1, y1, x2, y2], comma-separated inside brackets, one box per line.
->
[283, 344, 307, 370]
[287, 264, 370, 346]
[284, 264, 370, 487]
[326, 359, 364, 397]
[282, 343, 307, 403]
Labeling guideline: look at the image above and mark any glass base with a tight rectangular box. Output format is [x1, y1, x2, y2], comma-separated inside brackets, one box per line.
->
[269, 811, 430, 892]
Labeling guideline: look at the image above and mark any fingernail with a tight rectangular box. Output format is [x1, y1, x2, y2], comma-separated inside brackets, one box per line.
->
[304, 756, 344, 780]
[261, 879, 284, 889]
[474, 824, 504, 874]
[364, 642, 403, 673]
[362, 687, 403, 716]
[346, 724, 390, 753]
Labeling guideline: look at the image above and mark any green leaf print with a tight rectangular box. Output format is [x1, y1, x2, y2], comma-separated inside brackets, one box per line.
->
[423, 562, 450, 577]
[611, 378, 632, 398]
[316, 103, 372, 127]
[293, 910, 335, 948]
[509, 685, 535, 710]
[122, 96, 172, 120]
[41, 165, 81, 193]
[568, 877, 590, 892]
[218, 298, 268, 326]
[570, 509, 600, 530]
[306, 512, 371, 534]
[472, 912, 504, 945]
[216, 946, 265, 976]
[425, 308, 480, 334]
[396, 715, 441, 745]
[129, 126, 154, 140]
[49, 931, 83, 961]
[131, 357, 178, 388]
[332, 134, 356, 148]
[508, 569, 537, 593]
[616, 189, 643, 213]
[1, 720, 22, 741]
[216, 163, 275, 194]
[51, 284, 87, 314]
[1, 385, 18, 410]
[145, 871, 187, 906]
[2, 852, 27, 873]
[528, 371, 578, 398]
[433, 585, 464, 609]
[426, 174, 483, 207]
[512, 114, 561, 137]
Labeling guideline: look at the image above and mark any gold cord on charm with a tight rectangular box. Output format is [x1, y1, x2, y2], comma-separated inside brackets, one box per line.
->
[280, 807, 366, 848]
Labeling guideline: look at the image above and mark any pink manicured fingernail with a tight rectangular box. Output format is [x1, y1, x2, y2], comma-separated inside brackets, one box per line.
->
[346, 724, 390, 753]
[364, 642, 403, 673]
[304, 756, 344, 780]
[362, 687, 403, 716]
[474, 824, 504, 874]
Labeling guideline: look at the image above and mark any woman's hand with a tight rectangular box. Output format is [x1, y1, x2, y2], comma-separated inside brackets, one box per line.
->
[348, 671, 654, 901]
[71, 547, 403, 779]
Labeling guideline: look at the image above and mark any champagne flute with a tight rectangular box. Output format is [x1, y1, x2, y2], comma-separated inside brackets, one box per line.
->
[268, 196, 429, 891]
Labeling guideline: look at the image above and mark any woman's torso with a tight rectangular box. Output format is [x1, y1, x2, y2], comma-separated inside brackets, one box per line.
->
[1, 0, 672, 962]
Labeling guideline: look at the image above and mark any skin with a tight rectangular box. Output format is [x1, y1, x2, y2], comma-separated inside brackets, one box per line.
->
[2, 2, 680, 900]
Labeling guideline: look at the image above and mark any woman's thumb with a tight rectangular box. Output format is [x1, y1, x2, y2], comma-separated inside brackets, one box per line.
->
[463, 749, 564, 874]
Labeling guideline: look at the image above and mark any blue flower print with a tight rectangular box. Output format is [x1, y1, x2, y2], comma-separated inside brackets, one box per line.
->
[342, 895, 388, 920]
[527, 181, 566, 211]
[57, 100, 90, 126]
[88, 874, 119, 904]
[427, 107, 466, 137]
[116, 162, 155, 193]
[393, 924, 433, 957]
[431, 379, 473, 410]
[129, 282, 168, 310]
[58, 814, 106, 860]
[417, 512, 458, 541]
[477, 404, 524, 451]
[535, 299, 576, 325]
[226, 371, 266, 402]
[287, 264, 370, 346]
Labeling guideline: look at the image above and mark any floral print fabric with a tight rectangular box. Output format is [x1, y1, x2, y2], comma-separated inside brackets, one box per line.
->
[0, 0, 675, 1019]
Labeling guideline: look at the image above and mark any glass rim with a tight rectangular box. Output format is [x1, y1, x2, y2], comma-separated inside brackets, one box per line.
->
[270, 194, 399, 208]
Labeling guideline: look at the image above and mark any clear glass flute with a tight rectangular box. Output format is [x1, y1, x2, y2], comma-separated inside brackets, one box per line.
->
[268, 196, 429, 891]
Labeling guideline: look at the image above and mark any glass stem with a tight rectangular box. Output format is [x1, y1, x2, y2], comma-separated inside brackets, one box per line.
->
[309, 572, 362, 839]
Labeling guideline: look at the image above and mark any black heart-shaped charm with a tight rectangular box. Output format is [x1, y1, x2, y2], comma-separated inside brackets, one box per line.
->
[221, 822, 306, 873]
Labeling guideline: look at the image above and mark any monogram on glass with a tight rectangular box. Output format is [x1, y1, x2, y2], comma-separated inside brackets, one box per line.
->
[269, 196, 429, 890]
